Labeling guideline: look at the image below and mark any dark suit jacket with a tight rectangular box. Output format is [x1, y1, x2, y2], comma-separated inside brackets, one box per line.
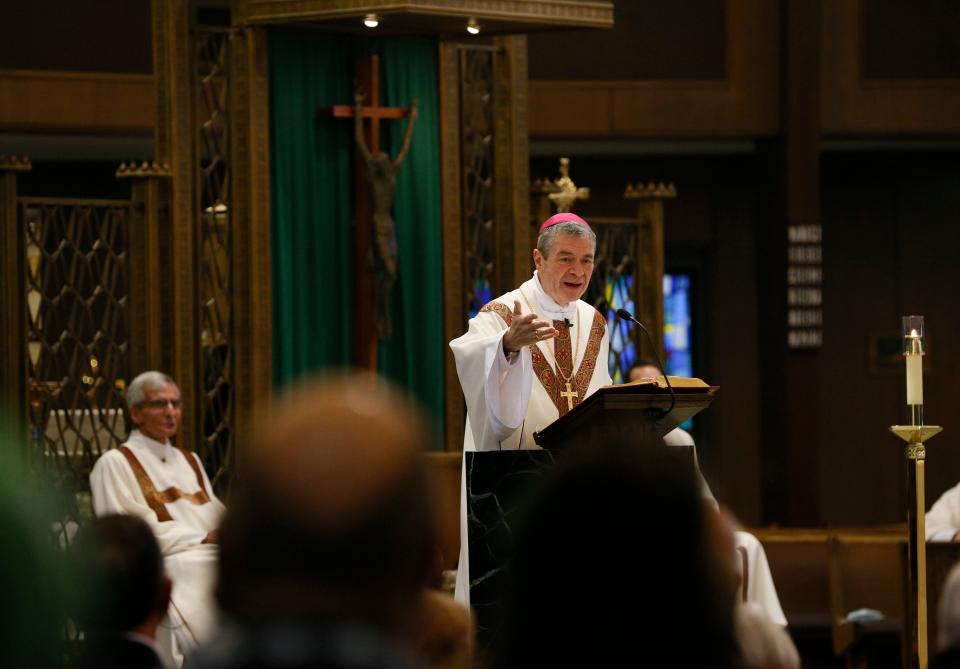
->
[78, 634, 164, 669]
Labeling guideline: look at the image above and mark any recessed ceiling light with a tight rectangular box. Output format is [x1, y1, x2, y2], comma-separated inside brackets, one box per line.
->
[466, 18, 480, 35]
[363, 13, 380, 28]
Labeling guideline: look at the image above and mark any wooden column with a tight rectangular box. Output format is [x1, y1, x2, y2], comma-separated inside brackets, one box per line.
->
[759, 0, 821, 525]
[440, 36, 532, 452]
[439, 42, 466, 453]
[152, 0, 200, 448]
[0, 156, 30, 421]
[229, 26, 273, 457]
[120, 161, 170, 376]
[629, 185, 674, 363]
[492, 35, 532, 290]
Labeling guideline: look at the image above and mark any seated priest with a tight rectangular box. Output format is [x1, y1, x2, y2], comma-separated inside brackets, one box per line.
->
[90, 370, 225, 662]
[627, 360, 717, 504]
[450, 212, 611, 606]
[629, 362, 788, 628]
[927, 481, 960, 541]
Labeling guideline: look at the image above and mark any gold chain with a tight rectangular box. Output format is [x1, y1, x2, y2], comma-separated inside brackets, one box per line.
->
[518, 287, 580, 383]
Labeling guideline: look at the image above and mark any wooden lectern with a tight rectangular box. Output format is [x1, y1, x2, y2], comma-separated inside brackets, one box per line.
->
[466, 382, 718, 651]
[533, 381, 717, 449]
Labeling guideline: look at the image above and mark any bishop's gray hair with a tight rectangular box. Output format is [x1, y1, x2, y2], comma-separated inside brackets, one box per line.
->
[536, 221, 597, 258]
[126, 371, 178, 407]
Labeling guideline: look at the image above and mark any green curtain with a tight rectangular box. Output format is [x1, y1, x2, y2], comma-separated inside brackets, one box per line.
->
[269, 32, 444, 437]
[270, 33, 355, 376]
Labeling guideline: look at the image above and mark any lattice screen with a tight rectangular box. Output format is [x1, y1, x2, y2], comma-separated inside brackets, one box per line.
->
[196, 28, 233, 493]
[461, 48, 497, 318]
[20, 198, 132, 544]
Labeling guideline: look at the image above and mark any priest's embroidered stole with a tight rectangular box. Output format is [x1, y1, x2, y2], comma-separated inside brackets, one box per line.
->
[117, 446, 211, 522]
[479, 301, 606, 416]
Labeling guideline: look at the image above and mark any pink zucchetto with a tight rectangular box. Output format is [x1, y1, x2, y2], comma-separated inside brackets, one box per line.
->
[538, 212, 591, 234]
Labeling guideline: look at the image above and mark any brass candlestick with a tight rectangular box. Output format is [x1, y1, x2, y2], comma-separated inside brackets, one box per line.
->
[890, 315, 941, 669]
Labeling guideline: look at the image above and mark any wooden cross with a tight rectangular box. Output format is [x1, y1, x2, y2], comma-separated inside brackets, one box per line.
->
[560, 382, 579, 410]
[321, 55, 410, 371]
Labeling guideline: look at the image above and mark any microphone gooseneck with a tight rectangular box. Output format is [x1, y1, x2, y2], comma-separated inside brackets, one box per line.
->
[615, 308, 676, 419]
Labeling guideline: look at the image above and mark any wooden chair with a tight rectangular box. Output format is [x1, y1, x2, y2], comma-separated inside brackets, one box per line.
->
[827, 531, 907, 669]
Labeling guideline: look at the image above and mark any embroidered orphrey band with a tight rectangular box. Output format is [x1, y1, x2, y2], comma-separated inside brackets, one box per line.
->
[480, 299, 606, 416]
[532, 310, 605, 416]
[479, 301, 513, 325]
[177, 447, 209, 495]
[117, 446, 212, 523]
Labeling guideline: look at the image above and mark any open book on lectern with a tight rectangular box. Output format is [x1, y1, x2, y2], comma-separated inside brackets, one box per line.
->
[612, 375, 714, 392]
[532, 376, 718, 449]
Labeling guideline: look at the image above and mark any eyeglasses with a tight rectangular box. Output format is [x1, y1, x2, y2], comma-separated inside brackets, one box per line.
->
[139, 398, 182, 410]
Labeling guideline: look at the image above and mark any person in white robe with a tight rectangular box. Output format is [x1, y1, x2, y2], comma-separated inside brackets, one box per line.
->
[90, 370, 225, 663]
[450, 212, 610, 607]
[927, 481, 960, 542]
[628, 362, 789, 628]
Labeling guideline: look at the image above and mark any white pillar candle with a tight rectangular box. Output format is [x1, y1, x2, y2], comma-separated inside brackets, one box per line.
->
[906, 353, 923, 406]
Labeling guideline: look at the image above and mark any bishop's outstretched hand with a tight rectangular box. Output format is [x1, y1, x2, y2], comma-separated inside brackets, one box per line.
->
[503, 300, 558, 355]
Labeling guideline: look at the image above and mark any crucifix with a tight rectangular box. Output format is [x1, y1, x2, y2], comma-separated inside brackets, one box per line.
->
[321, 55, 417, 371]
[560, 382, 578, 411]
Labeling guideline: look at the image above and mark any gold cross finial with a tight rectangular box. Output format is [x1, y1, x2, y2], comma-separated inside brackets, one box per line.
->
[548, 157, 590, 213]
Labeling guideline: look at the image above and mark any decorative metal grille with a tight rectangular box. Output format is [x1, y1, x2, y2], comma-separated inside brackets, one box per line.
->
[195, 28, 233, 493]
[460, 47, 496, 319]
[584, 224, 638, 382]
[21, 198, 131, 543]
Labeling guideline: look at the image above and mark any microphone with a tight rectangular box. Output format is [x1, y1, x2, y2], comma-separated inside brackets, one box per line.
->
[614, 308, 676, 420]
[563, 318, 574, 328]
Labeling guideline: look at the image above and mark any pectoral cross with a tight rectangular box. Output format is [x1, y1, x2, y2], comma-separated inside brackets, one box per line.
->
[560, 382, 579, 410]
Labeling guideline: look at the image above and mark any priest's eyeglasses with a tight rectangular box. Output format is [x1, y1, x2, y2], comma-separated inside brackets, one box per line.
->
[140, 398, 182, 410]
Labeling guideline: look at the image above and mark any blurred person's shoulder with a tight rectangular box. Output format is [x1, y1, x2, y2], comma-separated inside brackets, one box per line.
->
[191, 623, 421, 669]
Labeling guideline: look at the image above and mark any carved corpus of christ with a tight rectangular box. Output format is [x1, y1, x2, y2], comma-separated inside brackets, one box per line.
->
[354, 92, 419, 340]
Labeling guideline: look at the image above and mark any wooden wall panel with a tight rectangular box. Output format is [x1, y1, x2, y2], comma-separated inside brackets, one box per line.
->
[821, 0, 960, 136]
[527, 0, 726, 81]
[0, 70, 153, 135]
[818, 152, 960, 525]
[0, 0, 152, 73]
[528, 0, 779, 139]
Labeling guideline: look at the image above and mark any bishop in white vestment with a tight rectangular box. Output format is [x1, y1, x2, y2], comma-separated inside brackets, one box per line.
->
[450, 213, 610, 606]
[90, 372, 225, 661]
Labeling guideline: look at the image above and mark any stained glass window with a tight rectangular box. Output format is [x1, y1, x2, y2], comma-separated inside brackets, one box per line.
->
[468, 278, 493, 319]
[605, 273, 636, 383]
[663, 273, 692, 377]
[664, 273, 693, 429]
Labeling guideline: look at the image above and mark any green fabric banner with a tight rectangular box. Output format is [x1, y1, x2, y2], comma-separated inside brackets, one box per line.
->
[269, 32, 444, 437]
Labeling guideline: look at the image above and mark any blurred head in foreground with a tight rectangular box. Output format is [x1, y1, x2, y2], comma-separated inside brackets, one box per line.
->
[0, 420, 73, 669]
[493, 441, 738, 669]
[217, 374, 439, 637]
[75, 514, 171, 638]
